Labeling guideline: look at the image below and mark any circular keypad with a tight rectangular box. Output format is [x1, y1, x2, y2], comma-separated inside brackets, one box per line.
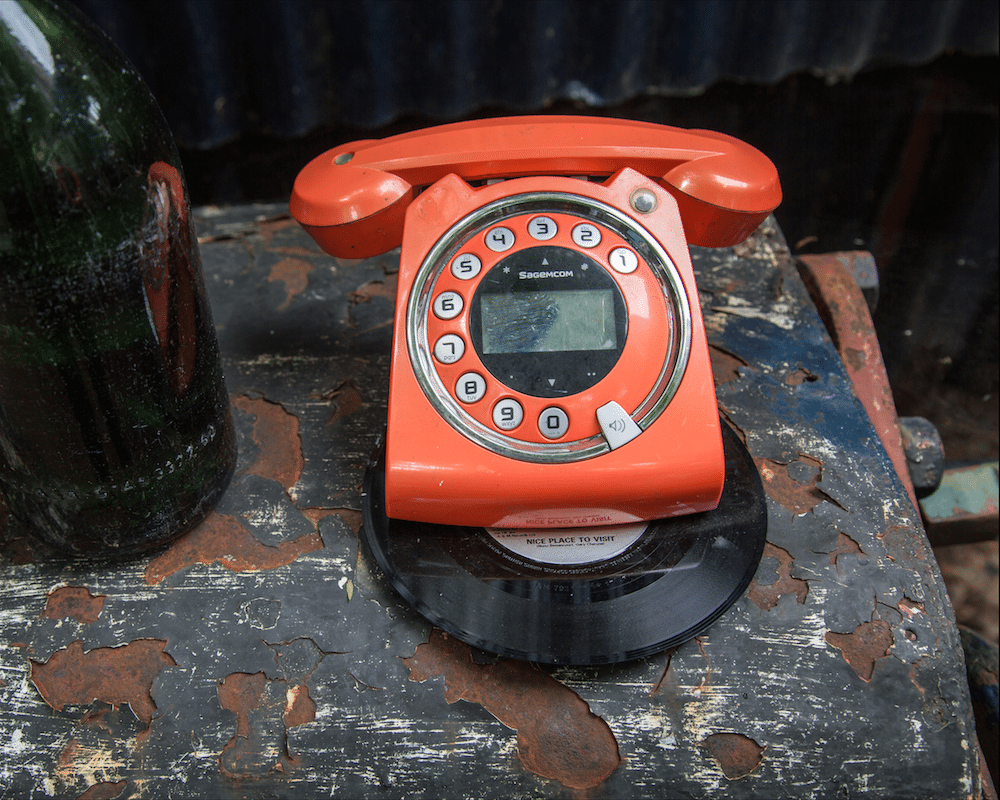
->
[407, 191, 692, 462]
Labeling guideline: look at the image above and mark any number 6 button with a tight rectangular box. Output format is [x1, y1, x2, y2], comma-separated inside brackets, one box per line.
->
[433, 291, 463, 320]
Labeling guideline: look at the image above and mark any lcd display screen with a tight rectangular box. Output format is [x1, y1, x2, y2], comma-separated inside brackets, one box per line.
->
[480, 290, 617, 354]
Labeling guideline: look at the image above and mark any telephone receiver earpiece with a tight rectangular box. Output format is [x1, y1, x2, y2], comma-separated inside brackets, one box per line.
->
[290, 116, 781, 258]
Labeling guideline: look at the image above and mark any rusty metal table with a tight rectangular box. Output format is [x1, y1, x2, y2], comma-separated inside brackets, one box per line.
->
[0, 203, 981, 799]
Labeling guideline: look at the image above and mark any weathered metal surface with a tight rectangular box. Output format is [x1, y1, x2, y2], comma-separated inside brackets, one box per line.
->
[797, 251, 920, 514]
[921, 461, 1000, 545]
[898, 416, 946, 497]
[0, 204, 980, 798]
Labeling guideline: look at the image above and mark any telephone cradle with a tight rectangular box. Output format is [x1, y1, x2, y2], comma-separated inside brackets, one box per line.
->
[291, 116, 782, 664]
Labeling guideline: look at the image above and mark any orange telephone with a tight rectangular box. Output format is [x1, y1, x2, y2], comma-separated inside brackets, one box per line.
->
[291, 116, 781, 530]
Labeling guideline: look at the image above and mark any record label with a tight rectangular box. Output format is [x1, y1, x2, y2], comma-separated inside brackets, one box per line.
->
[485, 523, 647, 565]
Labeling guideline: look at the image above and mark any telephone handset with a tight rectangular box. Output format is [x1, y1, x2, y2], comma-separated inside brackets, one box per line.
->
[291, 116, 781, 529]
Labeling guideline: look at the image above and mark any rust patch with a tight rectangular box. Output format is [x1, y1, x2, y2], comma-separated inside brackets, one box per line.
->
[231, 395, 304, 494]
[825, 620, 894, 682]
[272, 245, 318, 258]
[42, 587, 105, 624]
[754, 455, 839, 515]
[218, 671, 267, 739]
[217, 669, 317, 779]
[218, 672, 287, 778]
[898, 597, 925, 620]
[747, 542, 809, 611]
[283, 683, 317, 728]
[30, 639, 176, 727]
[144, 512, 323, 585]
[76, 781, 128, 800]
[255, 215, 300, 246]
[268, 256, 312, 311]
[651, 647, 678, 695]
[797, 253, 918, 513]
[404, 629, 621, 790]
[701, 733, 765, 779]
[785, 366, 818, 386]
[843, 346, 866, 373]
[301, 507, 363, 537]
[829, 532, 866, 571]
[708, 344, 750, 385]
[349, 275, 397, 305]
[879, 523, 926, 564]
[318, 379, 365, 424]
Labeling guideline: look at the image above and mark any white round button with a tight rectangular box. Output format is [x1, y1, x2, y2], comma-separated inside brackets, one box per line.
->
[538, 406, 569, 439]
[451, 253, 482, 280]
[609, 247, 639, 274]
[434, 334, 465, 364]
[571, 223, 602, 248]
[492, 398, 524, 430]
[456, 372, 487, 403]
[433, 291, 463, 320]
[485, 226, 515, 252]
[527, 216, 558, 241]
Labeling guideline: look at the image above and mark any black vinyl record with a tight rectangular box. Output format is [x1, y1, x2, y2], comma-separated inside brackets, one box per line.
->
[360, 422, 767, 665]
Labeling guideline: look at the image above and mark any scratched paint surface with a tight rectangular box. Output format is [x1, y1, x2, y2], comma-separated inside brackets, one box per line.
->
[0, 205, 978, 798]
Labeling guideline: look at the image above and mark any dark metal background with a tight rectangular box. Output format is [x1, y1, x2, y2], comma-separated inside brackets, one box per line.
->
[70, 0, 998, 148]
[68, 0, 1000, 465]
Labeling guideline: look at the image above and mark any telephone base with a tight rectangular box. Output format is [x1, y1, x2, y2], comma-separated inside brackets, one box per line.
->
[359, 422, 767, 665]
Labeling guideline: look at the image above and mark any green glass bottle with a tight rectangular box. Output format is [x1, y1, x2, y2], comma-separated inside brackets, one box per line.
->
[0, 0, 235, 555]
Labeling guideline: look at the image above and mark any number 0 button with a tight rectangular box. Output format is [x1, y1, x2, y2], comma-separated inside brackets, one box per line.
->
[433, 291, 463, 320]
[456, 372, 486, 403]
[538, 406, 569, 439]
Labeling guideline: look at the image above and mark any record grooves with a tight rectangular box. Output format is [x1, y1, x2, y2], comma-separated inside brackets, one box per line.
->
[360, 422, 767, 665]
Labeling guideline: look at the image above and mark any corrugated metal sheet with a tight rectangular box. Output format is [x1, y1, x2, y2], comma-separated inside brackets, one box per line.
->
[65, 0, 999, 461]
[71, 0, 998, 149]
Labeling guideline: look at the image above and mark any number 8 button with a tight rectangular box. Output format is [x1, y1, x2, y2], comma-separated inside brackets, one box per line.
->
[456, 372, 486, 403]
